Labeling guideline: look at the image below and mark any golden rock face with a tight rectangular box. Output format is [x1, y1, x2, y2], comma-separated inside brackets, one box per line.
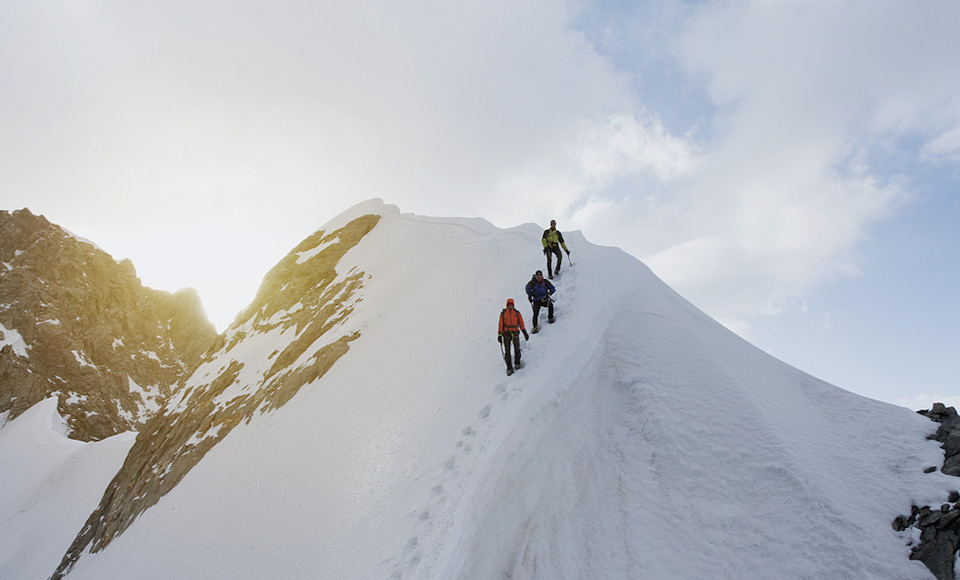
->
[0, 208, 218, 441]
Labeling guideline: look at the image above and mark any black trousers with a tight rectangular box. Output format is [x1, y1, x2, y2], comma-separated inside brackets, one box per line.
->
[545, 245, 563, 275]
[503, 331, 521, 369]
[531, 297, 553, 327]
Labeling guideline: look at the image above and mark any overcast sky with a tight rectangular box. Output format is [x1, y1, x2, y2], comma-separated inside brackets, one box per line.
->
[2, 0, 958, 409]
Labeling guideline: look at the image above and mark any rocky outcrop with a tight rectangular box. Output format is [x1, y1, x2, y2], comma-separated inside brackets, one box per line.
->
[51, 213, 381, 580]
[894, 403, 960, 580]
[894, 497, 960, 580]
[0, 208, 218, 441]
[922, 403, 960, 477]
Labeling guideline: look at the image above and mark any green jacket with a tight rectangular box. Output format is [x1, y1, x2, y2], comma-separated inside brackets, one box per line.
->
[541, 227, 569, 252]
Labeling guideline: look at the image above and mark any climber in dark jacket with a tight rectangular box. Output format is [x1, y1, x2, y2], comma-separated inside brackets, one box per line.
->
[524, 270, 556, 331]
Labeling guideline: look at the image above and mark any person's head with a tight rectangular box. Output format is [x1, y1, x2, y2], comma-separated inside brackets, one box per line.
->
[535, 270, 543, 280]
[550, 219, 556, 229]
[506, 298, 515, 309]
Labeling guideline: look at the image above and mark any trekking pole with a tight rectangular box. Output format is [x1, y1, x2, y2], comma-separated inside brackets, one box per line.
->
[567, 253, 573, 266]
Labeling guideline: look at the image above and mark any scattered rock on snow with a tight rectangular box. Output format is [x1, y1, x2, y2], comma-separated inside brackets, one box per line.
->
[895, 403, 960, 580]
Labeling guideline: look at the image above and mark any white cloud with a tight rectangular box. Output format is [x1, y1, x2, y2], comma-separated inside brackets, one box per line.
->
[922, 128, 960, 164]
[576, 113, 698, 188]
[610, 0, 959, 325]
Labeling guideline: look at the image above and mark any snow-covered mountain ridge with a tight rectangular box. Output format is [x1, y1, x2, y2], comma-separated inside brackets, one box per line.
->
[2, 199, 957, 579]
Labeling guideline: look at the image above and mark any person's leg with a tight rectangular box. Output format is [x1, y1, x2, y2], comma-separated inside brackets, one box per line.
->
[532, 300, 542, 328]
[503, 332, 513, 370]
[547, 298, 555, 320]
[545, 250, 554, 278]
[552, 246, 563, 274]
[512, 334, 521, 366]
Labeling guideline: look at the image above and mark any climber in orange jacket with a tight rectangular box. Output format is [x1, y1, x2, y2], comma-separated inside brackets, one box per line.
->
[498, 298, 529, 376]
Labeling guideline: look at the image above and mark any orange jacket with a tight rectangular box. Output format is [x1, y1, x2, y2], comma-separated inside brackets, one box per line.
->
[498, 307, 526, 334]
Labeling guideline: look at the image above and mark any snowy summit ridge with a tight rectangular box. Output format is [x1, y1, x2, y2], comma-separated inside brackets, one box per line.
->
[1, 199, 955, 579]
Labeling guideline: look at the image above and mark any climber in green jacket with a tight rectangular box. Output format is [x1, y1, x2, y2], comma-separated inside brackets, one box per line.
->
[541, 219, 570, 279]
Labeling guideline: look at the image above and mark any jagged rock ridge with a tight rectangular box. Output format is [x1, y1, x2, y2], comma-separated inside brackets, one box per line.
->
[51, 212, 381, 580]
[0, 209, 218, 441]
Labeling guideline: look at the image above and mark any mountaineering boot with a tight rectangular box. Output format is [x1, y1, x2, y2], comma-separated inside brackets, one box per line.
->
[532, 325, 541, 334]
[548, 315, 555, 324]
[507, 366, 514, 376]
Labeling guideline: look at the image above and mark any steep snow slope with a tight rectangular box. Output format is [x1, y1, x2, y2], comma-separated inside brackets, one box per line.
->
[0, 399, 134, 580]
[63, 200, 954, 579]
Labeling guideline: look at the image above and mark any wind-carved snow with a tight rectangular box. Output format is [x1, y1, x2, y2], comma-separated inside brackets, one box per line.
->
[210, 323, 300, 408]
[60, 226, 109, 254]
[65, 393, 88, 406]
[0, 322, 28, 357]
[0, 398, 134, 580]
[71, 350, 95, 368]
[295, 235, 340, 264]
[185, 424, 223, 447]
[125, 377, 162, 421]
[31, 199, 958, 580]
